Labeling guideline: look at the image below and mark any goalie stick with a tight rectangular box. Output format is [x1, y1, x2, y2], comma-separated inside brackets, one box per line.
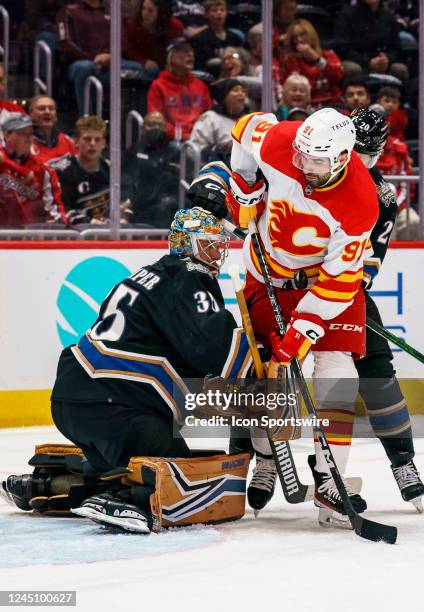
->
[247, 218, 397, 544]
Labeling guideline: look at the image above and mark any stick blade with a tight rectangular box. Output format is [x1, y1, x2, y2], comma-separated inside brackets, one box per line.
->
[353, 515, 397, 544]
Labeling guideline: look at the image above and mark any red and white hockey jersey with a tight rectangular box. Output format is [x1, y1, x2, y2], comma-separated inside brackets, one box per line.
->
[230, 112, 379, 320]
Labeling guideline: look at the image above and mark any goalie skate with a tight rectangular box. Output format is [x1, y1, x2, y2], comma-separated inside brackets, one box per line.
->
[72, 492, 151, 534]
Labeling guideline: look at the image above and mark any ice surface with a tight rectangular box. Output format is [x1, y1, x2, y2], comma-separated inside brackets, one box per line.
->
[1, 426, 423, 612]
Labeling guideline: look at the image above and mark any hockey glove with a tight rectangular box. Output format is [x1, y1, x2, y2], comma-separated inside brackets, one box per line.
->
[225, 172, 265, 228]
[186, 177, 228, 219]
[270, 311, 326, 365]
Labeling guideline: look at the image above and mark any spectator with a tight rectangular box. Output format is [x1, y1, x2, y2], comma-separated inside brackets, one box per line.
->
[126, 0, 184, 77]
[278, 19, 344, 107]
[190, 0, 242, 72]
[339, 78, 371, 114]
[124, 111, 181, 227]
[213, 46, 262, 109]
[376, 85, 408, 141]
[0, 114, 65, 228]
[245, 24, 282, 108]
[57, 115, 132, 225]
[334, 0, 409, 83]
[272, 0, 298, 56]
[190, 79, 248, 160]
[29, 95, 77, 171]
[246, 22, 262, 72]
[56, 0, 143, 115]
[276, 73, 312, 121]
[171, 0, 206, 37]
[147, 37, 212, 142]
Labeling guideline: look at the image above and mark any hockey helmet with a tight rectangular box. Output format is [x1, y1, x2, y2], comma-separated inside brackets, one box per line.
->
[351, 106, 389, 168]
[293, 108, 356, 183]
[169, 207, 229, 272]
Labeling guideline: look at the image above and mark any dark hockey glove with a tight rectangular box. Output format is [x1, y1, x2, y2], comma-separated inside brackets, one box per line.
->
[186, 178, 228, 219]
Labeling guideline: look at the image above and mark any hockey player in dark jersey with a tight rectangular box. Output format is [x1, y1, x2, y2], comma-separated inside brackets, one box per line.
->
[2, 185, 253, 533]
[350, 107, 424, 511]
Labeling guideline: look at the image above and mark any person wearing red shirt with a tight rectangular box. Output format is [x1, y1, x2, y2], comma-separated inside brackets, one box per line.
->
[29, 95, 77, 171]
[278, 19, 344, 107]
[376, 86, 408, 141]
[0, 114, 65, 228]
[126, 0, 184, 75]
[147, 38, 212, 141]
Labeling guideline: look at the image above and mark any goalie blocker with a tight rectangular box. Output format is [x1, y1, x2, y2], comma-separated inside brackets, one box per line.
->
[2, 444, 250, 534]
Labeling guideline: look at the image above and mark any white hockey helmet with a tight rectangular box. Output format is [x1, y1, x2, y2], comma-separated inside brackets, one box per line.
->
[293, 108, 356, 182]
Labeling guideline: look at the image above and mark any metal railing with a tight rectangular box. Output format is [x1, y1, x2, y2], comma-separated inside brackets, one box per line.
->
[178, 141, 201, 208]
[0, 5, 9, 98]
[33, 40, 52, 96]
[0, 229, 80, 241]
[83, 76, 104, 117]
[125, 110, 143, 150]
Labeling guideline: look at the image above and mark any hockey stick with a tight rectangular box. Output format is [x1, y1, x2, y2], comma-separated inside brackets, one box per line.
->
[228, 263, 311, 504]
[366, 317, 424, 364]
[247, 218, 397, 544]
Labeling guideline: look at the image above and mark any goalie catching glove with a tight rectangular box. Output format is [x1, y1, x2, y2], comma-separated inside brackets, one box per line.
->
[225, 172, 265, 228]
[271, 311, 326, 364]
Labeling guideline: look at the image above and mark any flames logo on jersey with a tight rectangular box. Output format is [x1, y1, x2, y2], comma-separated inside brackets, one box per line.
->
[269, 199, 330, 257]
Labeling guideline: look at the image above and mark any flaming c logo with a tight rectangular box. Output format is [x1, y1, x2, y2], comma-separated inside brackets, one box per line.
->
[269, 199, 330, 257]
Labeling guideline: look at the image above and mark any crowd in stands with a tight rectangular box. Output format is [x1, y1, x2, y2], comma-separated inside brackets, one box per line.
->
[0, 0, 419, 237]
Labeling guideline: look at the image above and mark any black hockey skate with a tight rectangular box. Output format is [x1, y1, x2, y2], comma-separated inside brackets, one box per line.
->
[248, 453, 277, 516]
[71, 492, 151, 534]
[1, 473, 51, 511]
[391, 459, 424, 513]
[308, 455, 367, 528]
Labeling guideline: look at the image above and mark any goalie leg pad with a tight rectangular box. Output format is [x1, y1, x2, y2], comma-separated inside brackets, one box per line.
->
[2, 444, 98, 515]
[123, 453, 250, 532]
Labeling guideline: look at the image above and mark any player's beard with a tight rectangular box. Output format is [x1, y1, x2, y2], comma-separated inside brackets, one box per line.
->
[305, 171, 332, 188]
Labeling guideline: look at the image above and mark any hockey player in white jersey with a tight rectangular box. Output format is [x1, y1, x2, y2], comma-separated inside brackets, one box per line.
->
[226, 108, 379, 524]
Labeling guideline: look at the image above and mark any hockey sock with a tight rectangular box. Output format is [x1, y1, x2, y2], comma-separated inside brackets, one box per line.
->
[359, 376, 414, 465]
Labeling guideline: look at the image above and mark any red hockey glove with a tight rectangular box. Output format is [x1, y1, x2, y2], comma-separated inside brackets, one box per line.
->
[225, 172, 265, 228]
[270, 311, 326, 365]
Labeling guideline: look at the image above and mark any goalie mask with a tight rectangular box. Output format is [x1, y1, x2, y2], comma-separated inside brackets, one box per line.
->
[169, 207, 229, 273]
[351, 106, 389, 168]
[293, 108, 356, 187]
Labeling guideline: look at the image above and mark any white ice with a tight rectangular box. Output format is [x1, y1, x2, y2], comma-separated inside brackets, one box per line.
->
[1, 426, 423, 612]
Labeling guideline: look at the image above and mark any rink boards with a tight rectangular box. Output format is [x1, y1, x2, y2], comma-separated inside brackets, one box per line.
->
[0, 240, 423, 427]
